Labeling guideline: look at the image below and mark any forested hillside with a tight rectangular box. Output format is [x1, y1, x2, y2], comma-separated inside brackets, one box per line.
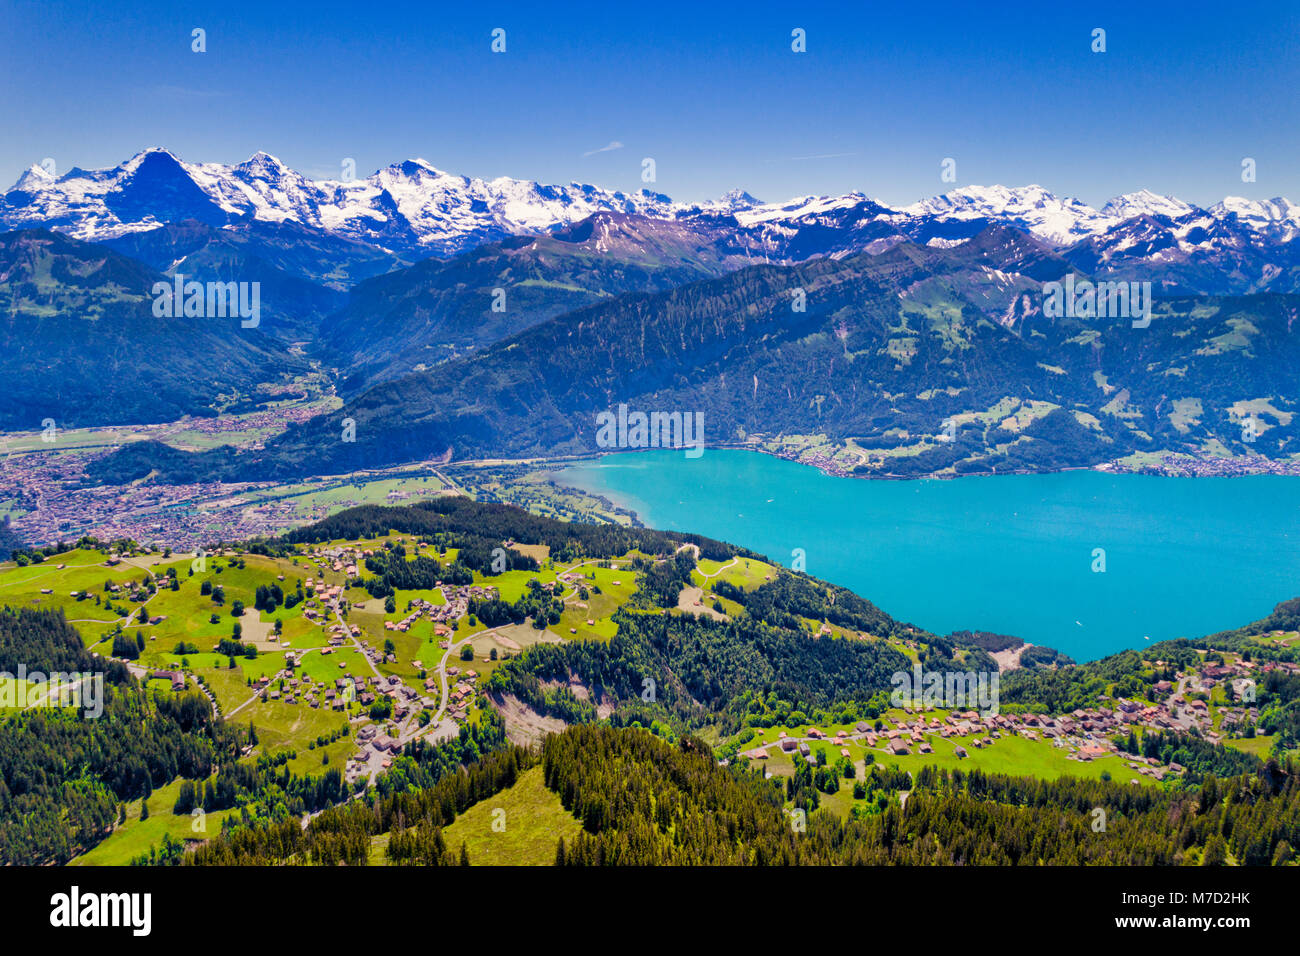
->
[0, 229, 305, 429]
[0, 608, 245, 864]
[185, 724, 1300, 866]
[317, 213, 761, 394]
[87, 227, 1300, 484]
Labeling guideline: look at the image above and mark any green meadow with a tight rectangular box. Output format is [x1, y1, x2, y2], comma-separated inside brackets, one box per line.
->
[71, 777, 238, 866]
[441, 766, 583, 865]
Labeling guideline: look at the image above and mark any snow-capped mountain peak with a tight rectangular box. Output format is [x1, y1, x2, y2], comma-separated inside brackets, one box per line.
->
[11, 164, 55, 192]
[235, 151, 293, 177]
[1100, 189, 1196, 221]
[734, 191, 876, 226]
[1209, 196, 1300, 240]
[901, 184, 1111, 245]
[1, 149, 1295, 259]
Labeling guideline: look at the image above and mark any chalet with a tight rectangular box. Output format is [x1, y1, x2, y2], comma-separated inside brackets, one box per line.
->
[151, 670, 186, 691]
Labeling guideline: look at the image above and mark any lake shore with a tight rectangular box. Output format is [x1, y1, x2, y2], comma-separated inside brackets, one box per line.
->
[555, 448, 1300, 662]
[535, 442, 1300, 483]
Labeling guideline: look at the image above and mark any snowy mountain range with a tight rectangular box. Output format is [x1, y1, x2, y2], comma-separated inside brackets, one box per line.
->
[2, 149, 678, 258]
[3, 148, 1298, 264]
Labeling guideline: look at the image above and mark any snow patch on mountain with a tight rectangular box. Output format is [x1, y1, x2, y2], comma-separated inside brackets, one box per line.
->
[900, 185, 1115, 245]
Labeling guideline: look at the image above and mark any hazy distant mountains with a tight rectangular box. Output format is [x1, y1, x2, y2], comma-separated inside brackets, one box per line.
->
[84, 225, 1300, 486]
[317, 213, 772, 393]
[0, 230, 302, 429]
[101, 218, 403, 343]
[3, 148, 1299, 479]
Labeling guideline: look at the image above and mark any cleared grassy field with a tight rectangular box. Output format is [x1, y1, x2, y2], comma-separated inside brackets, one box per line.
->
[555, 563, 637, 642]
[692, 556, 776, 591]
[441, 766, 582, 865]
[70, 777, 237, 866]
[487, 567, 560, 603]
[282, 475, 450, 516]
[0, 548, 152, 631]
[284, 735, 355, 777]
[237, 694, 351, 753]
[741, 711, 1151, 805]
[1225, 734, 1276, 758]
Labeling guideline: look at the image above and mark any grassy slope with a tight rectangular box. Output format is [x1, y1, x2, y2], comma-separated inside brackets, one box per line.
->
[441, 766, 582, 865]
[71, 777, 237, 866]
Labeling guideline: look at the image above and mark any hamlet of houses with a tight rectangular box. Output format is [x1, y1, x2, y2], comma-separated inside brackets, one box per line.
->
[744, 654, 1285, 781]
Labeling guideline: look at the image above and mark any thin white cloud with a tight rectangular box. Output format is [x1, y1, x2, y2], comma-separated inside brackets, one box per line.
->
[583, 140, 625, 157]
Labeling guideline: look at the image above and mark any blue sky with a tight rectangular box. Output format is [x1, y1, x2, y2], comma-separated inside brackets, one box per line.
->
[2, 0, 1296, 208]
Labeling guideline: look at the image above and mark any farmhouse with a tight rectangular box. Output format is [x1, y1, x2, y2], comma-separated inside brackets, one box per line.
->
[150, 670, 186, 691]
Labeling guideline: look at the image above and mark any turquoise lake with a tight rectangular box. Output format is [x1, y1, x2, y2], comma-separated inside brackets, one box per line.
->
[558, 449, 1300, 662]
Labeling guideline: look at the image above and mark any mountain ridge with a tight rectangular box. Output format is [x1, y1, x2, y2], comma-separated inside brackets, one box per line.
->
[6, 148, 1297, 260]
[83, 225, 1300, 485]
